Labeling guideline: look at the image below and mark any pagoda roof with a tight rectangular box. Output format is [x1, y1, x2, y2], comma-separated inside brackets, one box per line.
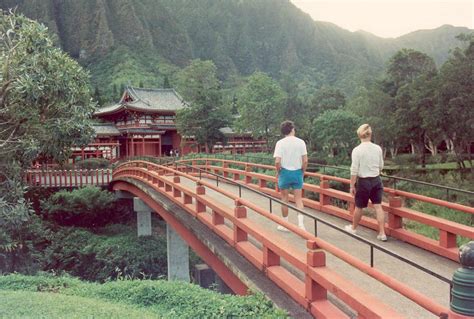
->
[95, 87, 186, 116]
[93, 123, 121, 136]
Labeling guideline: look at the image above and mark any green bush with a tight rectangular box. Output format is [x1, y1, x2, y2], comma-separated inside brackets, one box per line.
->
[42, 224, 168, 282]
[41, 186, 123, 227]
[75, 158, 110, 169]
[0, 274, 287, 318]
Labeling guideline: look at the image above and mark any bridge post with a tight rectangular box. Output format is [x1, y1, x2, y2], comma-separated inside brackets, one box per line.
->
[133, 197, 152, 237]
[388, 195, 403, 229]
[167, 223, 190, 282]
[306, 240, 327, 302]
[233, 200, 248, 243]
[319, 177, 331, 207]
[195, 182, 206, 215]
[245, 165, 252, 184]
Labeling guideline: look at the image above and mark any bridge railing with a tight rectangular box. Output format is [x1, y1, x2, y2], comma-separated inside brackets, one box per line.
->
[24, 168, 112, 188]
[175, 158, 474, 262]
[113, 160, 450, 318]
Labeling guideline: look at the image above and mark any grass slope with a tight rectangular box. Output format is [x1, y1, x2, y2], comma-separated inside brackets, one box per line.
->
[0, 274, 286, 318]
[0, 290, 157, 319]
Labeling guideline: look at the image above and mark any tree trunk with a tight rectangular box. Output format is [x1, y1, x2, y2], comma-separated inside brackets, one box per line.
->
[425, 137, 437, 156]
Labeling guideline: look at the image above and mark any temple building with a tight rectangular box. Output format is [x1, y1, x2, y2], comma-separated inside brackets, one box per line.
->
[71, 86, 267, 162]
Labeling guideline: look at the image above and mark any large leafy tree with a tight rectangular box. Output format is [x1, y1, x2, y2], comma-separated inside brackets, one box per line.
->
[175, 59, 230, 152]
[383, 49, 437, 166]
[433, 34, 474, 168]
[236, 71, 286, 146]
[0, 11, 95, 272]
[310, 86, 346, 116]
[311, 109, 362, 163]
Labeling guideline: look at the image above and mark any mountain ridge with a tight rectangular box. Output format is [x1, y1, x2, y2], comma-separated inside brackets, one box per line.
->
[1, 0, 471, 99]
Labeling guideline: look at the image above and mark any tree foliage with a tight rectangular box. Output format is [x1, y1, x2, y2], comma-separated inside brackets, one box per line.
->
[236, 71, 286, 143]
[175, 60, 230, 152]
[0, 11, 95, 271]
[311, 109, 362, 163]
[0, 10, 95, 170]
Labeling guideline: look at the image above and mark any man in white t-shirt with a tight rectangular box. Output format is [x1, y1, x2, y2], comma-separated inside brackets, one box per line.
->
[273, 120, 308, 231]
[344, 124, 387, 241]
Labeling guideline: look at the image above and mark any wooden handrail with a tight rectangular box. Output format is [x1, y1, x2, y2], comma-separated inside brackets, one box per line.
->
[112, 160, 451, 318]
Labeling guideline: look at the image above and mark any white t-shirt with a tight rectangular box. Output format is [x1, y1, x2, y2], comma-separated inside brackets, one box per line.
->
[273, 136, 307, 170]
[350, 142, 384, 177]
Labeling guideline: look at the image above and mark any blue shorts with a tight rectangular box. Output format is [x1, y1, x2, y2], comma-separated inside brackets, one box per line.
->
[278, 168, 303, 190]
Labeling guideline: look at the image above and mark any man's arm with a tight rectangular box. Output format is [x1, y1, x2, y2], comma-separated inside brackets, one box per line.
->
[302, 155, 308, 173]
[350, 148, 359, 196]
[275, 157, 282, 174]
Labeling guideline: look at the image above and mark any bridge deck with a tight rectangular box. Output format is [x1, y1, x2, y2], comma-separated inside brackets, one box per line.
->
[164, 174, 457, 319]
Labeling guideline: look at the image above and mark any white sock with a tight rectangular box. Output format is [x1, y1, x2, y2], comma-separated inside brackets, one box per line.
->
[298, 214, 304, 225]
[283, 216, 289, 222]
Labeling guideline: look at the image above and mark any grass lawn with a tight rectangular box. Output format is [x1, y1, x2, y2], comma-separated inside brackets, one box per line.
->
[0, 290, 158, 319]
[0, 274, 286, 318]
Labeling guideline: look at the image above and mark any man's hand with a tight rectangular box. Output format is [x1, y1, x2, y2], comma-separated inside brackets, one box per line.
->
[350, 185, 356, 196]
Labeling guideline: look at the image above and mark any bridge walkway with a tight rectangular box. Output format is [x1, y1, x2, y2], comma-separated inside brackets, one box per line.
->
[160, 173, 458, 319]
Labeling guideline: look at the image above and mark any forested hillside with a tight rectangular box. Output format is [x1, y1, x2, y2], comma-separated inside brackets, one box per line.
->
[0, 0, 470, 101]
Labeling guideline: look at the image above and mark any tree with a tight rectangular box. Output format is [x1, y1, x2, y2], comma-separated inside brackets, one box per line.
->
[310, 86, 346, 116]
[383, 49, 437, 166]
[433, 34, 474, 168]
[311, 109, 362, 163]
[175, 60, 230, 152]
[0, 11, 95, 272]
[236, 72, 286, 146]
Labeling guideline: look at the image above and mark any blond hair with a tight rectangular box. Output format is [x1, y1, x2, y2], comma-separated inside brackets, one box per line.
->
[357, 124, 372, 139]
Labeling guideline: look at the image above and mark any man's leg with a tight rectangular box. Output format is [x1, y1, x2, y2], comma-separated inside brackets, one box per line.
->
[277, 189, 290, 231]
[293, 189, 306, 230]
[352, 207, 363, 229]
[373, 204, 386, 236]
[280, 189, 289, 217]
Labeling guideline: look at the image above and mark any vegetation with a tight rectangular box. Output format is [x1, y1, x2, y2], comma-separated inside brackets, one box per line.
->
[41, 186, 121, 227]
[175, 60, 230, 152]
[0, 274, 286, 318]
[0, 11, 96, 270]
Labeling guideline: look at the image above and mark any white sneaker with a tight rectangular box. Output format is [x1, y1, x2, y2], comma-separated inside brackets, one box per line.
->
[344, 224, 357, 235]
[277, 225, 289, 232]
[297, 214, 306, 231]
[377, 234, 387, 242]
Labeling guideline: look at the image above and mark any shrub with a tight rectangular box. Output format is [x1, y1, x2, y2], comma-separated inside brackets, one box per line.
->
[75, 158, 110, 169]
[42, 224, 168, 282]
[41, 186, 120, 227]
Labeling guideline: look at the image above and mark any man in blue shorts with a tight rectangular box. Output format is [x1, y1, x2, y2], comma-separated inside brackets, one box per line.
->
[274, 120, 308, 231]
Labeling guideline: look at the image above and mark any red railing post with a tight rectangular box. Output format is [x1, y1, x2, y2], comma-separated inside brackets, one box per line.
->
[245, 164, 252, 184]
[388, 195, 403, 229]
[233, 200, 247, 243]
[306, 240, 327, 302]
[195, 182, 206, 214]
[172, 176, 181, 198]
[259, 178, 267, 189]
[223, 161, 229, 178]
[79, 169, 83, 187]
[101, 169, 105, 185]
[69, 170, 72, 188]
[96, 169, 99, 186]
[319, 177, 331, 206]
[74, 169, 78, 187]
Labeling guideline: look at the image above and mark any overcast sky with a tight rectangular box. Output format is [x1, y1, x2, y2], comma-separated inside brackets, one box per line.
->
[290, 0, 473, 38]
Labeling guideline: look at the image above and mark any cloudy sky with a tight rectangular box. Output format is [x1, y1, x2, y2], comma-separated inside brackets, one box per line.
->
[290, 0, 473, 38]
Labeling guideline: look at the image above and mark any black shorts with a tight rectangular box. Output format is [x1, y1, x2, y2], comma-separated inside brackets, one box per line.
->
[355, 176, 383, 208]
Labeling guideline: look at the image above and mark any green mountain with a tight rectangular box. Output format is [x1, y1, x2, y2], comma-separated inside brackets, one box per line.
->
[1, 0, 471, 100]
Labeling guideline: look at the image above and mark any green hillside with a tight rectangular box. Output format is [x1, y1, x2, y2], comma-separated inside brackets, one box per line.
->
[0, 274, 286, 318]
[1, 0, 470, 102]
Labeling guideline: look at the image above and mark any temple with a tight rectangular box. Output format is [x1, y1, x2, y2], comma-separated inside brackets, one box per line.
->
[71, 87, 267, 162]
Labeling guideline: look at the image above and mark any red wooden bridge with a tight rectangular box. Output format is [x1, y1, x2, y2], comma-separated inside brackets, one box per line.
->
[26, 158, 474, 318]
